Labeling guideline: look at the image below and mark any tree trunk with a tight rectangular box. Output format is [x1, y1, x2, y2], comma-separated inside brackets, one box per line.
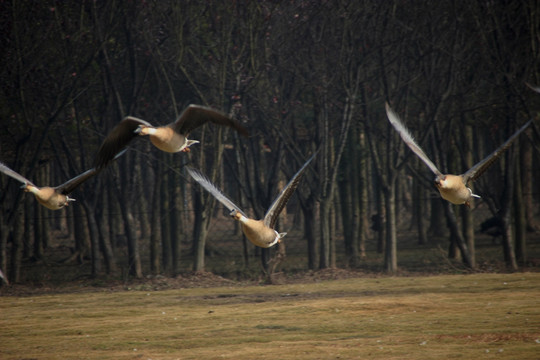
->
[461, 124, 475, 267]
[73, 204, 88, 264]
[23, 197, 33, 259]
[319, 200, 331, 269]
[443, 202, 473, 268]
[122, 208, 142, 278]
[150, 171, 162, 274]
[428, 198, 446, 238]
[520, 136, 537, 232]
[192, 189, 208, 272]
[301, 195, 318, 270]
[384, 181, 398, 273]
[83, 203, 102, 277]
[500, 146, 518, 271]
[330, 199, 337, 268]
[10, 209, 24, 283]
[169, 167, 181, 275]
[415, 180, 427, 245]
[514, 149, 526, 264]
[97, 189, 117, 274]
[358, 129, 368, 259]
[376, 190, 386, 254]
[160, 167, 172, 272]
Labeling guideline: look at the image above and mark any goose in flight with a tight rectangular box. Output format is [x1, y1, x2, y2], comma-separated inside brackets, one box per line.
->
[0, 151, 124, 210]
[94, 104, 249, 169]
[1, 162, 99, 210]
[385, 103, 531, 207]
[187, 152, 317, 248]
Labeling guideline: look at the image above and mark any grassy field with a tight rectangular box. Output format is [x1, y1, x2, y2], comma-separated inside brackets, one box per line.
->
[1, 273, 539, 359]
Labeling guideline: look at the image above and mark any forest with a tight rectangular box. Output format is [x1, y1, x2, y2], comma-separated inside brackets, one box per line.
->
[0, 0, 539, 285]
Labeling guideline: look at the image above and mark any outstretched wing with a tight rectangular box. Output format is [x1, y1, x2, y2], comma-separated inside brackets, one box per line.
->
[263, 151, 318, 229]
[58, 149, 127, 195]
[94, 116, 152, 169]
[173, 105, 249, 137]
[462, 120, 532, 183]
[55, 168, 99, 195]
[186, 167, 246, 216]
[385, 103, 443, 177]
[0, 161, 35, 186]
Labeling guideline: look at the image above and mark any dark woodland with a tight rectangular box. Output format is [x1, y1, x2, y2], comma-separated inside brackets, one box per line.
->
[0, 0, 539, 286]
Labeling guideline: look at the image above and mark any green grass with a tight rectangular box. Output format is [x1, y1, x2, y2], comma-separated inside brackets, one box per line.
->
[1, 273, 539, 359]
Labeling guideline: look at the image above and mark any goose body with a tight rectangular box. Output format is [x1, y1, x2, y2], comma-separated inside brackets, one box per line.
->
[141, 126, 190, 153]
[95, 104, 249, 168]
[385, 103, 531, 207]
[187, 152, 317, 248]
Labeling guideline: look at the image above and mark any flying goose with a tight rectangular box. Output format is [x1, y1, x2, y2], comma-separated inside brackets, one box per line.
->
[0, 151, 124, 210]
[94, 104, 249, 168]
[385, 103, 531, 207]
[187, 152, 317, 248]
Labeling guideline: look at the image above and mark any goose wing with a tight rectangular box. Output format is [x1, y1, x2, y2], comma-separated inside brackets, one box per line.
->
[263, 151, 317, 229]
[0, 268, 8, 285]
[94, 116, 152, 169]
[385, 103, 443, 177]
[0, 161, 35, 186]
[172, 105, 249, 137]
[462, 120, 531, 183]
[525, 82, 540, 94]
[186, 167, 247, 217]
[57, 150, 126, 194]
[55, 168, 100, 195]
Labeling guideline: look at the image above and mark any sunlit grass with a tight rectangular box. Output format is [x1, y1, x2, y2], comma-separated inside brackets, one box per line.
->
[1, 273, 539, 359]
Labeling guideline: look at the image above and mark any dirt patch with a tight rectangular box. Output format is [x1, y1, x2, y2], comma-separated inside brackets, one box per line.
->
[0, 269, 370, 297]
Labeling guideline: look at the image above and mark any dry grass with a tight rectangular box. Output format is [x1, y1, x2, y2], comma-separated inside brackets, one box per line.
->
[1, 273, 539, 359]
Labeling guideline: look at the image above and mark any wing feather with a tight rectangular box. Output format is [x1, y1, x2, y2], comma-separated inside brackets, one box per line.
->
[0, 161, 35, 186]
[385, 103, 443, 177]
[263, 151, 317, 229]
[94, 116, 152, 169]
[462, 120, 532, 183]
[55, 168, 99, 195]
[186, 167, 246, 216]
[173, 105, 249, 137]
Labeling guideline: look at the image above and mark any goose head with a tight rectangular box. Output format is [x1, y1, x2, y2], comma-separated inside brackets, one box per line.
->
[20, 183, 35, 192]
[272, 231, 287, 246]
[134, 125, 155, 136]
[434, 174, 447, 189]
[181, 139, 200, 152]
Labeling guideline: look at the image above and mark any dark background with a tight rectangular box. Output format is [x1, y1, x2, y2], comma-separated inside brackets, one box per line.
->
[0, 1, 538, 285]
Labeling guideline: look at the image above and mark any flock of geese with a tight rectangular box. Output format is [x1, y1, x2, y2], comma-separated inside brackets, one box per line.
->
[0, 94, 535, 264]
